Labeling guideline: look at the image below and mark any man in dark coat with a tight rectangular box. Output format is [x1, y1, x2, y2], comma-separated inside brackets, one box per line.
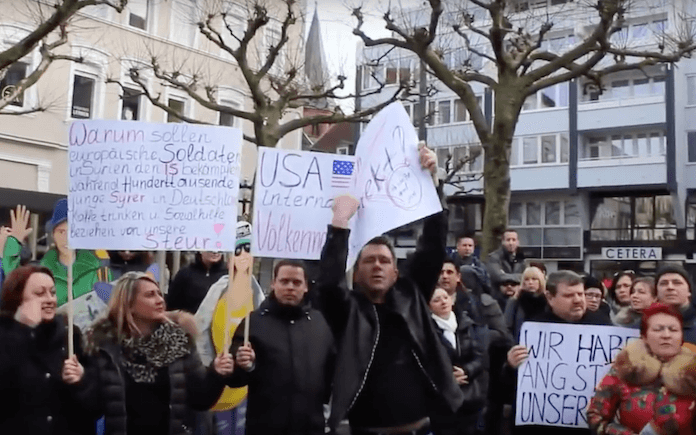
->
[451, 233, 492, 291]
[505, 270, 610, 435]
[655, 264, 696, 344]
[315, 146, 463, 435]
[486, 229, 525, 290]
[227, 259, 335, 435]
[167, 251, 227, 313]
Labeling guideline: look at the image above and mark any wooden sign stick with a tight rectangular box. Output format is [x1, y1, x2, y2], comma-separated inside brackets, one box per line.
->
[67, 248, 75, 357]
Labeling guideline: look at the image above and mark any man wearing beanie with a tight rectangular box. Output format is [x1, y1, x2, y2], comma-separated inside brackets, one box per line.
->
[655, 265, 696, 344]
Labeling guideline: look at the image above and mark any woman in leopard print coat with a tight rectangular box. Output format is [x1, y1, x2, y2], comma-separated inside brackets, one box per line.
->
[84, 272, 234, 435]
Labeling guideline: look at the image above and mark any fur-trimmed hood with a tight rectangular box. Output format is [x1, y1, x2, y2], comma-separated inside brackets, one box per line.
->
[84, 310, 198, 356]
[614, 339, 696, 396]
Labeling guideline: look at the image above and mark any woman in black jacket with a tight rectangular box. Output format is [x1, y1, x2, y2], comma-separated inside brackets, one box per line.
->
[84, 271, 234, 435]
[429, 287, 487, 435]
[0, 265, 97, 435]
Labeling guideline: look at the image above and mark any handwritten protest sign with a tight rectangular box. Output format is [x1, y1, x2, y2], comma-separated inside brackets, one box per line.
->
[515, 322, 639, 428]
[68, 120, 242, 251]
[252, 148, 356, 260]
[347, 102, 442, 268]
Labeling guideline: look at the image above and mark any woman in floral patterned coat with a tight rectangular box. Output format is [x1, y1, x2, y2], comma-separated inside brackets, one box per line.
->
[587, 303, 696, 435]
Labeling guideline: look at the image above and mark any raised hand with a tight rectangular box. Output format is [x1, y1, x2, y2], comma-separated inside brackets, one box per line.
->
[418, 141, 438, 185]
[62, 355, 84, 384]
[331, 194, 360, 229]
[235, 343, 256, 371]
[14, 295, 43, 327]
[213, 352, 234, 376]
[507, 344, 529, 369]
[9, 205, 33, 242]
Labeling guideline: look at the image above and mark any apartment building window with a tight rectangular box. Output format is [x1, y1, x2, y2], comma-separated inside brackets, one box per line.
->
[167, 98, 185, 123]
[581, 131, 665, 160]
[590, 194, 677, 241]
[361, 56, 416, 89]
[509, 199, 582, 259]
[688, 132, 696, 162]
[583, 74, 665, 102]
[128, 0, 150, 30]
[409, 96, 482, 126]
[436, 144, 483, 174]
[688, 199, 696, 240]
[511, 132, 569, 166]
[71, 74, 96, 119]
[687, 75, 696, 106]
[121, 88, 141, 120]
[0, 62, 28, 107]
[522, 83, 568, 111]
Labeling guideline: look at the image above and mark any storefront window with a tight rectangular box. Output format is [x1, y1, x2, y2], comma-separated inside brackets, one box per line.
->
[590, 194, 676, 241]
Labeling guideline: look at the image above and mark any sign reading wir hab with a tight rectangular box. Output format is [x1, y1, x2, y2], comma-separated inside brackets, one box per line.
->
[600, 247, 662, 260]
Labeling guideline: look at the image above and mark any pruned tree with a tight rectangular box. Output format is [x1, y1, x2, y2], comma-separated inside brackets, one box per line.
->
[353, 0, 696, 254]
[0, 0, 128, 115]
[111, 0, 414, 148]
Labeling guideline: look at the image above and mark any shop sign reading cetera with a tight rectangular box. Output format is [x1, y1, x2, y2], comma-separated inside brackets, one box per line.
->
[601, 247, 662, 260]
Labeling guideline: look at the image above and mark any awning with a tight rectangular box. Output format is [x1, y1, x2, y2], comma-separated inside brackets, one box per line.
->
[0, 187, 65, 214]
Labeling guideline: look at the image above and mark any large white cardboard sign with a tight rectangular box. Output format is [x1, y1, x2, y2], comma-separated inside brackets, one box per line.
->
[347, 102, 442, 268]
[68, 120, 242, 251]
[252, 148, 356, 259]
[515, 322, 640, 428]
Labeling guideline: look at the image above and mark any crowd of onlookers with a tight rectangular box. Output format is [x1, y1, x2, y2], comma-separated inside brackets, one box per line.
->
[2, 147, 696, 435]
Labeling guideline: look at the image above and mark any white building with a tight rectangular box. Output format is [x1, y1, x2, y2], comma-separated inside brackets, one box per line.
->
[355, 0, 696, 280]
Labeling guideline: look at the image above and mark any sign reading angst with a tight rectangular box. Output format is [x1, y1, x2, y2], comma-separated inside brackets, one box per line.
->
[515, 322, 639, 428]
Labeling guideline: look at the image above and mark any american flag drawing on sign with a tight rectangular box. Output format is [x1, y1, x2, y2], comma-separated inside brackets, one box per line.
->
[332, 160, 354, 188]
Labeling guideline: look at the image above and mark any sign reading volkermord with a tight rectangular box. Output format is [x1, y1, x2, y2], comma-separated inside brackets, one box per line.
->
[68, 120, 242, 251]
[600, 247, 662, 260]
[515, 322, 639, 428]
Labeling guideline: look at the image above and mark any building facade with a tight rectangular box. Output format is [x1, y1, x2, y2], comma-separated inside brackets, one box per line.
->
[0, 0, 307, 253]
[356, 0, 696, 280]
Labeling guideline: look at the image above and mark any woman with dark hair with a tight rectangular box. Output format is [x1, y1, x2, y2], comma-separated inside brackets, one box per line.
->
[583, 275, 611, 322]
[0, 265, 97, 434]
[615, 277, 657, 328]
[428, 287, 487, 435]
[588, 303, 696, 435]
[608, 270, 636, 325]
[85, 272, 234, 435]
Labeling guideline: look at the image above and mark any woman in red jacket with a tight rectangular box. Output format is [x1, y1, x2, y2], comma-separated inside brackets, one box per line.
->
[587, 303, 696, 435]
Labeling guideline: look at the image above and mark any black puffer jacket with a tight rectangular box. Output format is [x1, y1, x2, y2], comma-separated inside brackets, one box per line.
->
[167, 254, 227, 313]
[432, 311, 487, 411]
[227, 295, 335, 435]
[84, 312, 225, 435]
[0, 314, 97, 435]
[316, 212, 464, 431]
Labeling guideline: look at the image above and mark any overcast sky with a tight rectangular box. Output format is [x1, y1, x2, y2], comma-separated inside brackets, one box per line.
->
[306, 0, 419, 112]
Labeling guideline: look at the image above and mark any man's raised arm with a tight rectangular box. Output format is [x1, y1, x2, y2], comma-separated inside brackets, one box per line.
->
[313, 195, 360, 337]
[401, 145, 447, 301]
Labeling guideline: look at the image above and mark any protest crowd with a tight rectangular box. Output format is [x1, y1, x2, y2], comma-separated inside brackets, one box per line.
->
[3, 142, 696, 435]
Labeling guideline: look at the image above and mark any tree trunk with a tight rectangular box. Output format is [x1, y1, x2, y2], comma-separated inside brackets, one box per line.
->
[480, 83, 523, 257]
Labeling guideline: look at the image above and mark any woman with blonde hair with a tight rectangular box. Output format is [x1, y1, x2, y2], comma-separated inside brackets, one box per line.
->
[85, 272, 234, 435]
[504, 266, 547, 340]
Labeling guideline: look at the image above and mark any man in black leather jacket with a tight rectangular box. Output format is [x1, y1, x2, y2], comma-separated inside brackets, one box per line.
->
[315, 146, 463, 435]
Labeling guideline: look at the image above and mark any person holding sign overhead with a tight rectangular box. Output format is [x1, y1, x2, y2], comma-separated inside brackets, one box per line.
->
[315, 145, 464, 435]
[84, 272, 233, 435]
[0, 265, 97, 435]
[588, 303, 696, 435]
[2, 200, 112, 309]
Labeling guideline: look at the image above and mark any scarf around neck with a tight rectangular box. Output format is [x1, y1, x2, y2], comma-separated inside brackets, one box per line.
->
[432, 312, 458, 349]
[121, 321, 191, 383]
